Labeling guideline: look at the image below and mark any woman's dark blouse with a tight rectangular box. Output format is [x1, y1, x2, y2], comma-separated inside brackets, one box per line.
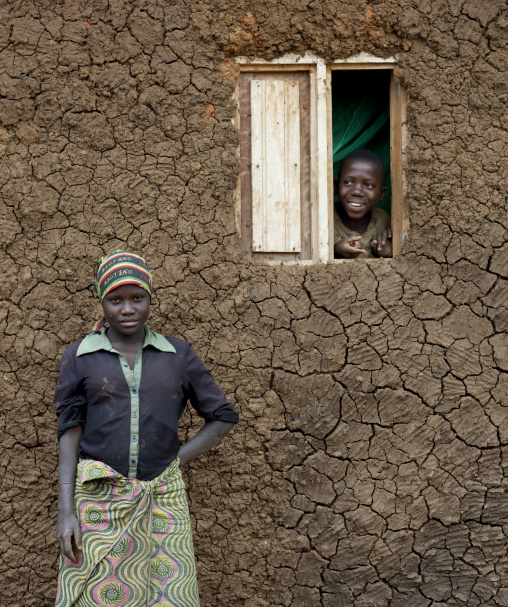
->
[54, 328, 238, 481]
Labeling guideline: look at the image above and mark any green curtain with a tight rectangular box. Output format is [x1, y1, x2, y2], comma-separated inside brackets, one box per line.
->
[332, 71, 391, 214]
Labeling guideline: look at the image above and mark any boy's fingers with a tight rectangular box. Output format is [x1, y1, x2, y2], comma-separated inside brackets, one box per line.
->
[353, 244, 367, 254]
[353, 242, 367, 254]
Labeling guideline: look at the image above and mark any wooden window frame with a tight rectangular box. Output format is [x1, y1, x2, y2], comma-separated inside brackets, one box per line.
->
[235, 53, 407, 264]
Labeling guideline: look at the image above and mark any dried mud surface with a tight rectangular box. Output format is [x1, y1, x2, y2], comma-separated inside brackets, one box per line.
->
[1, 0, 507, 606]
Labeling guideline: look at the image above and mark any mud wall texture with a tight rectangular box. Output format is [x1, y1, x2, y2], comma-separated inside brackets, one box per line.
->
[1, 0, 507, 605]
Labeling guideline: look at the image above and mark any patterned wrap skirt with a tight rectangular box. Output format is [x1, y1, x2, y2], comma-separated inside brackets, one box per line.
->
[56, 459, 200, 607]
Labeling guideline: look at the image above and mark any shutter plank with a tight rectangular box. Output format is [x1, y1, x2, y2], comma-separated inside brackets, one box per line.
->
[251, 80, 301, 252]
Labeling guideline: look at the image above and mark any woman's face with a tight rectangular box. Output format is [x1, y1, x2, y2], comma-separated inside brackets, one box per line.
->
[101, 284, 150, 338]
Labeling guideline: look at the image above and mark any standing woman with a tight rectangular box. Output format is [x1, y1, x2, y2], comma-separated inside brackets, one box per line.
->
[54, 251, 238, 607]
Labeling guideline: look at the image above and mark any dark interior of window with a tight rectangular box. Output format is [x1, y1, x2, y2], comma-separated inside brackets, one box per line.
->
[332, 69, 391, 215]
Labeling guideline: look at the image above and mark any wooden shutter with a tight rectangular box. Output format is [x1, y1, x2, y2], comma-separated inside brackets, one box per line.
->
[239, 71, 312, 261]
[250, 79, 301, 253]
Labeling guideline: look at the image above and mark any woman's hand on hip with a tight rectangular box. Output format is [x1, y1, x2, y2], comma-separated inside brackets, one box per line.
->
[178, 420, 235, 466]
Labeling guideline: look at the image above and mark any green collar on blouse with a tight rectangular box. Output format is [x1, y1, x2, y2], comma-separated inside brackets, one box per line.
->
[76, 327, 176, 357]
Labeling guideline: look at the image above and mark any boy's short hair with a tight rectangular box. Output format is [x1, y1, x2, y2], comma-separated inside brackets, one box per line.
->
[337, 149, 387, 183]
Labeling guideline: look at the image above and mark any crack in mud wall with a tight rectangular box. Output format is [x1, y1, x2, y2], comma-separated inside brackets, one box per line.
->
[1, 1, 507, 605]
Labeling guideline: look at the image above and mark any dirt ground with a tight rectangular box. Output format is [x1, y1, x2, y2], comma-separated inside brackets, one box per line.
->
[1, 0, 507, 605]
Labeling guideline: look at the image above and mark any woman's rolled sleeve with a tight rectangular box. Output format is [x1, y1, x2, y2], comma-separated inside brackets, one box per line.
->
[54, 346, 87, 440]
[185, 344, 239, 424]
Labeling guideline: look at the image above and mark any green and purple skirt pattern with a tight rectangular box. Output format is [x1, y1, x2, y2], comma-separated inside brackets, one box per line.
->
[56, 459, 200, 607]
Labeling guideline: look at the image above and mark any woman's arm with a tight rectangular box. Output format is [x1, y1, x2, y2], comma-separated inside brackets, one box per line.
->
[178, 420, 234, 466]
[55, 425, 83, 563]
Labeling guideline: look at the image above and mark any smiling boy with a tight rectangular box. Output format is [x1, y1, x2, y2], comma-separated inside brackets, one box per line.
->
[334, 149, 392, 259]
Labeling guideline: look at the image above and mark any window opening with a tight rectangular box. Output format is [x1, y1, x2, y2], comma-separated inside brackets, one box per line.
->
[332, 70, 391, 216]
[329, 66, 405, 260]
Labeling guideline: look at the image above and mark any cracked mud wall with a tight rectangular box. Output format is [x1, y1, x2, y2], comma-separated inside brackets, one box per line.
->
[1, 0, 507, 605]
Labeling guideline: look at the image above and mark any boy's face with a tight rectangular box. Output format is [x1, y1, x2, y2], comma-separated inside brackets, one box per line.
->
[336, 159, 387, 220]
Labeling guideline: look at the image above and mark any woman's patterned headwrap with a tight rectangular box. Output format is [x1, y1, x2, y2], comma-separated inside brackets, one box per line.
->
[92, 250, 153, 333]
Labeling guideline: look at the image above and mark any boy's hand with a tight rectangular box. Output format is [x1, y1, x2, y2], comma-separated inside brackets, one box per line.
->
[371, 229, 392, 257]
[334, 236, 367, 259]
